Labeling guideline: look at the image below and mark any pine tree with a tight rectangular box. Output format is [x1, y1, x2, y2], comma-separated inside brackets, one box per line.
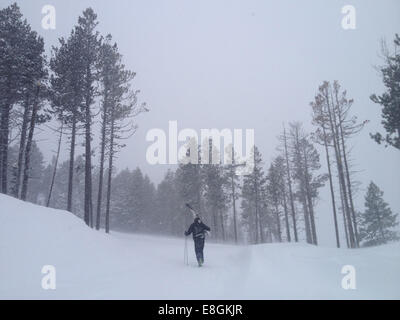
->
[370, 34, 400, 150]
[266, 156, 292, 242]
[318, 82, 359, 247]
[279, 125, 298, 241]
[288, 122, 326, 245]
[141, 174, 157, 232]
[96, 36, 117, 230]
[224, 145, 242, 243]
[50, 25, 86, 213]
[311, 92, 341, 247]
[202, 139, 230, 241]
[8, 142, 45, 204]
[155, 170, 181, 236]
[102, 53, 147, 234]
[359, 182, 399, 247]
[241, 146, 267, 244]
[175, 143, 203, 231]
[95, 34, 147, 231]
[0, 4, 46, 194]
[74, 8, 102, 227]
[108, 168, 135, 231]
[20, 81, 49, 201]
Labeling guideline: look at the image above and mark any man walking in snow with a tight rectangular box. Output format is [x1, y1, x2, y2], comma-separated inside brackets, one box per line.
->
[185, 217, 210, 267]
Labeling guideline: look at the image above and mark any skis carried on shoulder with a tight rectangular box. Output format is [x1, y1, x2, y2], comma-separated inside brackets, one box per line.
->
[185, 203, 199, 219]
[185, 203, 210, 238]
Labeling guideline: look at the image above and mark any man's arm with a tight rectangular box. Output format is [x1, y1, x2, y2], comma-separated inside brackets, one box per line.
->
[202, 223, 210, 232]
[185, 223, 193, 236]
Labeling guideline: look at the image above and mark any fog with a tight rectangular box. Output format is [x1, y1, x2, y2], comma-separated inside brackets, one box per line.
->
[4, 0, 400, 246]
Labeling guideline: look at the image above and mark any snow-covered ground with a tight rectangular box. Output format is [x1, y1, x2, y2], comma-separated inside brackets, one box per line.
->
[1, 194, 399, 299]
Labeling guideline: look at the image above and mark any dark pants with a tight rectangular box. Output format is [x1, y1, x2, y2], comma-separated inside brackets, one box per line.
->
[194, 237, 205, 264]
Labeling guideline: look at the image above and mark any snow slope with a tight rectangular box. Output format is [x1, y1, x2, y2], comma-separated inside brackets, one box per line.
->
[1, 194, 399, 299]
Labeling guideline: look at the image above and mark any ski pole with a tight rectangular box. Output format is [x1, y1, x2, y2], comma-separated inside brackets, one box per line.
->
[184, 235, 188, 265]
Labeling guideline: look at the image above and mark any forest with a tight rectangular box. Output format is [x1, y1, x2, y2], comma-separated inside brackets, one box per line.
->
[1, 3, 399, 249]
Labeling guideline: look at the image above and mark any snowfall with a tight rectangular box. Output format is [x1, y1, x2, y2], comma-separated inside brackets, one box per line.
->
[0, 194, 399, 300]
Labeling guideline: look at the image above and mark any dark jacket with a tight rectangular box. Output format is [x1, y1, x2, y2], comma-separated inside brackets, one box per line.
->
[185, 218, 210, 239]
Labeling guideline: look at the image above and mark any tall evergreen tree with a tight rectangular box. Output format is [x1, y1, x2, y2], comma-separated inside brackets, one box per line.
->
[20, 80, 49, 201]
[311, 92, 341, 247]
[279, 125, 298, 241]
[318, 82, 357, 247]
[95, 35, 147, 231]
[266, 156, 292, 242]
[370, 34, 400, 150]
[8, 141, 44, 203]
[0, 4, 46, 194]
[102, 51, 147, 233]
[288, 122, 326, 245]
[359, 182, 399, 247]
[155, 170, 181, 236]
[50, 25, 85, 213]
[74, 8, 102, 227]
[175, 143, 203, 232]
[108, 168, 135, 231]
[202, 139, 230, 241]
[224, 145, 242, 243]
[96, 36, 117, 230]
[241, 147, 267, 244]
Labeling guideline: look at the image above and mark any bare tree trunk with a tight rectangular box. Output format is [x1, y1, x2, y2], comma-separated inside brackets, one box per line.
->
[255, 207, 261, 243]
[220, 211, 225, 241]
[292, 125, 313, 244]
[333, 86, 359, 247]
[231, 173, 238, 244]
[0, 103, 11, 194]
[21, 85, 40, 201]
[84, 98, 93, 227]
[376, 209, 387, 243]
[325, 87, 355, 247]
[14, 94, 30, 198]
[67, 113, 77, 212]
[275, 204, 282, 242]
[254, 153, 262, 243]
[0, 108, 2, 190]
[305, 184, 317, 245]
[338, 178, 350, 248]
[96, 101, 108, 230]
[105, 160, 113, 233]
[258, 206, 265, 243]
[332, 117, 355, 247]
[283, 191, 291, 242]
[254, 207, 259, 244]
[301, 196, 312, 244]
[283, 125, 298, 241]
[231, 146, 239, 244]
[47, 122, 64, 207]
[105, 112, 115, 234]
[322, 127, 340, 248]
[303, 148, 318, 245]
[338, 122, 359, 247]
[0, 129, 2, 190]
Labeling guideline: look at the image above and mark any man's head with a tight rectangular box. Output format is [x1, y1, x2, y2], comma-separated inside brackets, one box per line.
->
[194, 217, 201, 224]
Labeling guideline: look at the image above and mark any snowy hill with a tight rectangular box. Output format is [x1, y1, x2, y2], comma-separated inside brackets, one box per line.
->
[1, 194, 399, 299]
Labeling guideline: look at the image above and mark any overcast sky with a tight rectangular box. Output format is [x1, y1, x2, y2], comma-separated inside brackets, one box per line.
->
[4, 0, 400, 246]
